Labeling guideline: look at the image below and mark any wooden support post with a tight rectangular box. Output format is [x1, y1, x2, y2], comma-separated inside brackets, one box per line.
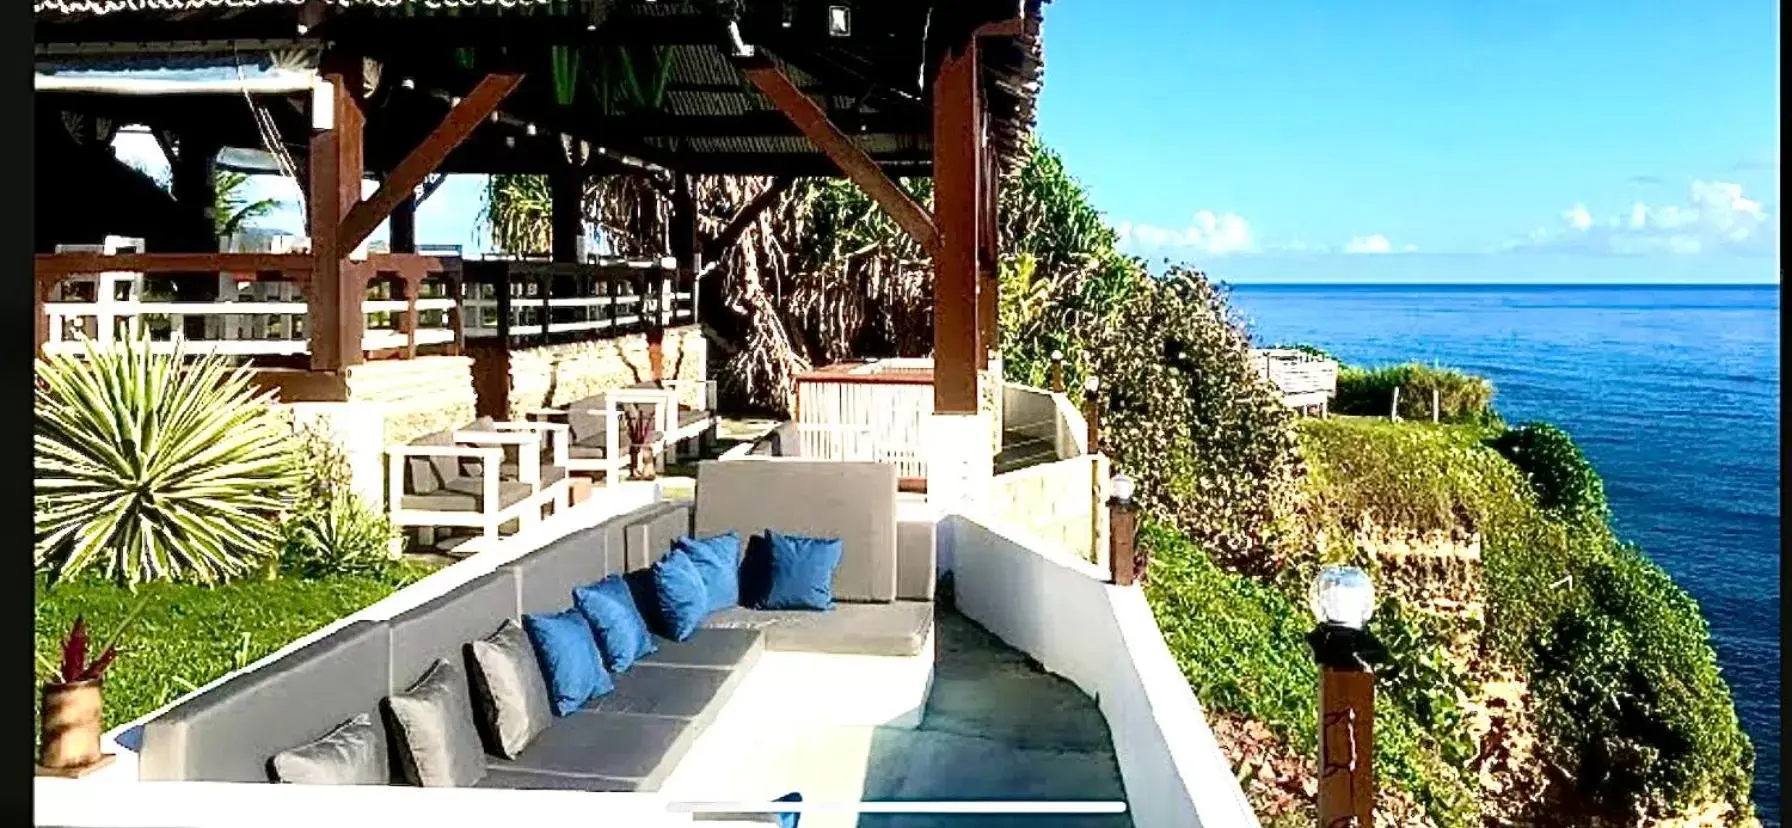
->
[977, 137, 999, 369]
[339, 72, 524, 257]
[170, 135, 221, 251]
[1049, 352, 1066, 394]
[1431, 388, 1440, 423]
[308, 56, 366, 371]
[1109, 496, 1139, 586]
[551, 167, 584, 263]
[739, 59, 940, 257]
[1390, 385, 1401, 420]
[931, 36, 982, 414]
[389, 194, 417, 254]
[1319, 666, 1376, 827]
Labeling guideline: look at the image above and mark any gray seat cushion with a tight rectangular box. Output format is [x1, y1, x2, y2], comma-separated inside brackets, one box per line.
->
[476, 767, 638, 792]
[388, 570, 521, 693]
[139, 621, 392, 782]
[489, 713, 695, 790]
[693, 460, 898, 602]
[701, 601, 933, 657]
[580, 665, 734, 727]
[638, 628, 763, 670]
[677, 408, 712, 428]
[498, 463, 567, 485]
[267, 712, 390, 785]
[401, 478, 534, 512]
[382, 658, 488, 787]
[406, 430, 460, 495]
[568, 438, 612, 460]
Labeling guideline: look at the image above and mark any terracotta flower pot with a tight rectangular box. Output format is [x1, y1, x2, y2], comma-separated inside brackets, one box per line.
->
[39, 679, 104, 770]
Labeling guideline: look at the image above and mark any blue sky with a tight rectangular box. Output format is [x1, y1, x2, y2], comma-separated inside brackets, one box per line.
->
[115, 1, 1780, 283]
[1036, 1, 1781, 283]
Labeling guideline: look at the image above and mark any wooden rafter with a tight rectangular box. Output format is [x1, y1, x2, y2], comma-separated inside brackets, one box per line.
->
[738, 58, 940, 257]
[338, 71, 524, 257]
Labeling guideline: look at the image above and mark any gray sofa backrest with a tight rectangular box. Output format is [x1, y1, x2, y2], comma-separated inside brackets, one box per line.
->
[388, 570, 521, 692]
[138, 621, 393, 782]
[504, 523, 624, 616]
[693, 460, 897, 603]
[624, 503, 695, 570]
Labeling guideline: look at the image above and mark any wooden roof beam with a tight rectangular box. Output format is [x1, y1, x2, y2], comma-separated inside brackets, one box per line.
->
[338, 71, 523, 258]
[737, 57, 939, 258]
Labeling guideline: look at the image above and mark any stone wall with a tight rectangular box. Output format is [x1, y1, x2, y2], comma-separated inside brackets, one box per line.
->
[506, 326, 708, 420]
[987, 454, 1109, 563]
[344, 355, 478, 446]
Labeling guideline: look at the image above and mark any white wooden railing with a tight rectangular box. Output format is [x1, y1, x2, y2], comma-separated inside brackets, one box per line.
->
[1249, 348, 1338, 408]
[794, 360, 933, 481]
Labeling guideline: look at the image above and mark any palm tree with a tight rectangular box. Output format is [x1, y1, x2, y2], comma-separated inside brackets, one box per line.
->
[213, 170, 280, 241]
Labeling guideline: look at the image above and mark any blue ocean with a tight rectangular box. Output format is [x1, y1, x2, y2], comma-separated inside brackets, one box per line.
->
[1229, 283, 1781, 824]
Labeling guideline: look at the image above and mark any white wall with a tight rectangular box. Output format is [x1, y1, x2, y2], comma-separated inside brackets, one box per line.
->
[943, 514, 1261, 828]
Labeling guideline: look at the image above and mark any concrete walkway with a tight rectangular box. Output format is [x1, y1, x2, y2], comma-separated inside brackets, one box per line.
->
[854, 608, 1134, 828]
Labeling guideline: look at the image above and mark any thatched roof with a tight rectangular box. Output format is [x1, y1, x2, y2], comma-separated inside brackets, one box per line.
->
[34, 1, 1047, 178]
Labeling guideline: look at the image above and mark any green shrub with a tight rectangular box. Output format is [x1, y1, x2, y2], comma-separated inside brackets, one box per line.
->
[279, 425, 399, 578]
[1090, 267, 1305, 575]
[1489, 422, 1609, 529]
[34, 336, 299, 587]
[1333, 363, 1498, 425]
[1300, 416, 1755, 822]
[1528, 545, 1753, 822]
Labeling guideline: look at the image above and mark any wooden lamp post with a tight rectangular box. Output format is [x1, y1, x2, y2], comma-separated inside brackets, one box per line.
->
[1107, 472, 1141, 585]
[1049, 349, 1066, 394]
[1306, 565, 1384, 828]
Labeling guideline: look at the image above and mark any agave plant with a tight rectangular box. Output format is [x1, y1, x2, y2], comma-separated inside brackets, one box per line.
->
[35, 336, 299, 587]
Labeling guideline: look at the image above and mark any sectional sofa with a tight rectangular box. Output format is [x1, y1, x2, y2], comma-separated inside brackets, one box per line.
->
[135, 460, 935, 794]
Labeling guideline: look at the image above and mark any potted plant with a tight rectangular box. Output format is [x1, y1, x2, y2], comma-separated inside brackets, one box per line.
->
[37, 604, 144, 777]
[625, 407, 660, 481]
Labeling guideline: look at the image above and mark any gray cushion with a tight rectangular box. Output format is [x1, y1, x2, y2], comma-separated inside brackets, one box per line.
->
[400, 478, 534, 513]
[568, 441, 612, 460]
[677, 408, 712, 428]
[564, 396, 611, 445]
[701, 600, 934, 657]
[407, 430, 458, 495]
[388, 570, 521, 693]
[896, 514, 938, 601]
[491, 713, 694, 790]
[475, 767, 638, 792]
[465, 619, 554, 759]
[498, 463, 567, 485]
[638, 628, 763, 670]
[267, 712, 390, 785]
[694, 460, 898, 602]
[138, 621, 392, 782]
[579, 665, 733, 725]
[501, 521, 627, 616]
[383, 658, 488, 787]
[623, 503, 693, 571]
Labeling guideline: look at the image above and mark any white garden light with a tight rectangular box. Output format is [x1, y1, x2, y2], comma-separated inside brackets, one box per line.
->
[1308, 565, 1374, 630]
[1110, 473, 1135, 503]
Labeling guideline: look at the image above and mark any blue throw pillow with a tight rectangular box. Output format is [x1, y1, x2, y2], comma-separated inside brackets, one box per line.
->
[676, 531, 742, 613]
[752, 530, 844, 611]
[522, 609, 613, 717]
[775, 791, 802, 828]
[651, 549, 709, 641]
[572, 575, 659, 674]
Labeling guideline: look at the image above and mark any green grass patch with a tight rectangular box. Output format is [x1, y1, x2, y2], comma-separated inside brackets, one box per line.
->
[34, 566, 431, 733]
[1142, 519, 1479, 826]
[1333, 362, 1499, 425]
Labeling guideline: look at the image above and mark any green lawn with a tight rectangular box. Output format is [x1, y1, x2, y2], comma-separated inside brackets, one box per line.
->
[34, 566, 432, 734]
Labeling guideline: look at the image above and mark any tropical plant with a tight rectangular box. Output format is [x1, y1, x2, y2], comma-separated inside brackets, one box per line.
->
[481, 174, 554, 256]
[212, 170, 280, 240]
[278, 424, 398, 577]
[36, 601, 147, 685]
[35, 336, 299, 586]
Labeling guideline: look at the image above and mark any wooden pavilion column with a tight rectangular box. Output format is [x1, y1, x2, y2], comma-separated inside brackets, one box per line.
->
[931, 35, 983, 414]
[169, 134, 221, 252]
[550, 166, 584, 263]
[977, 127, 1000, 370]
[389, 194, 417, 253]
[308, 55, 367, 372]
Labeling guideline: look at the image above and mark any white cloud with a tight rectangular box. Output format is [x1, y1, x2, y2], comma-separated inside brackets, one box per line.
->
[1343, 234, 1417, 254]
[1507, 180, 1777, 257]
[1116, 210, 1255, 255]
